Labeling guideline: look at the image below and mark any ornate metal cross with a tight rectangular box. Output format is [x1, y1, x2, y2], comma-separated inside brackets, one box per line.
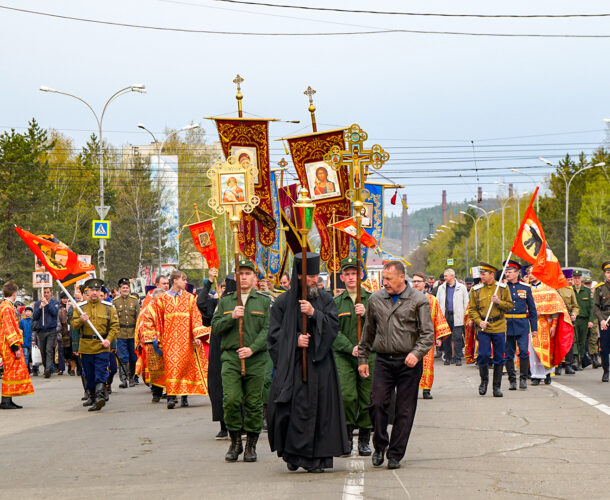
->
[303, 86, 317, 132]
[233, 74, 244, 117]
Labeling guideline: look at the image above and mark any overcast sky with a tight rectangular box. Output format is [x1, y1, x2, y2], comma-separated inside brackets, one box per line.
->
[2, 0, 610, 214]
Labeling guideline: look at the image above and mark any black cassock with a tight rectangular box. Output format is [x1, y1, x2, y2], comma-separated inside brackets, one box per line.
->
[267, 280, 350, 470]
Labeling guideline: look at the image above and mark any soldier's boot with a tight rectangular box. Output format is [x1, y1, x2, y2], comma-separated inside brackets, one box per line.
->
[555, 364, 562, 376]
[345, 425, 355, 455]
[128, 362, 136, 387]
[478, 365, 489, 396]
[103, 385, 110, 402]
[88, 383, 106, 411]
[358, 428, 372, 456]
[519, 360, 529, 390]
[166, 396, 177, 409]
[225, 431, 244, 462]
[602, 369, 609, 383]
[82, 390, 94, 407]
[506, 359, 517, 391]
[564, 363, 576, 375]
[492, 365, 503, 398]
[564, 353, 576, 374]
[262, 404, 268, 432]
[118, 367, 128, 389]
[81, 390, 89, 401]
[592, 353, 602, 369]
[572, 355, 583, 371]
[151, 385, 163, 403]
[243, 432, 259, 462]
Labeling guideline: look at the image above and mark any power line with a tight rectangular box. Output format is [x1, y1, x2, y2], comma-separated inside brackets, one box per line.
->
[212, 1, 610, 19]
[2, 5, 610, 37]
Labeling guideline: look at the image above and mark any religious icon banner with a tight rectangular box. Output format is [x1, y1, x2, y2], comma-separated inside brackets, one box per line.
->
[213, 118, 276, 257]
[285, 128, 350, 272]
[349, 182, 385, 272]
[188, 219, 220, 270]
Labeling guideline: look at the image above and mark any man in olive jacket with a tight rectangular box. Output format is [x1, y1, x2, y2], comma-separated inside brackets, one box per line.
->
[358, 261, 434, 470]
[211, 260, 271, 463]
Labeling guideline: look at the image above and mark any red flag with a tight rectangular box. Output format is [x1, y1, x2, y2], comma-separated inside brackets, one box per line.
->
[331, 218, 378, 249]
[188, 220, 220, 270]
[14, 226, 95, 286]
[510, 189, 569, 289]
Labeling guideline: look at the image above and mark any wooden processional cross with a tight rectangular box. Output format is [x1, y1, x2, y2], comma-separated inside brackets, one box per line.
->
[324, 124, 389, 342]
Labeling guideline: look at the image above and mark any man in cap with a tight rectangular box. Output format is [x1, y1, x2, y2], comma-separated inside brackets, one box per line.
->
[154, 270, 209, 408]
[503, 260, 537, 390]
[358, 261, 434, 469]
[583, 277, 601, 368]
[267, 252, 349, 473]
[333, 257, 373, 456]
[593, 260, 610, 382]
[467, 262, 514, 397]
[113, 278, 141, 388]
[211, 259, 272, 463]
[70, 278, 119, 411]
[556, 270, 579, 374]
[572, 270, 595, 370]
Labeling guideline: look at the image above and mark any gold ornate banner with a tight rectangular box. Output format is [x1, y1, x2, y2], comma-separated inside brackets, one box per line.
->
[210, 117, 278, 258]
[283, 128, 350, 272]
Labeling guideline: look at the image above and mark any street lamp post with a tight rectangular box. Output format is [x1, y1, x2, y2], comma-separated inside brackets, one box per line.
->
[511, 168, 539, 213]
[539, 157, 606, 267]
[40, 84, 146, 279]
[137, 123, 200, 277]
[460, 210, 478, 259]
[469, 204, 495, 262]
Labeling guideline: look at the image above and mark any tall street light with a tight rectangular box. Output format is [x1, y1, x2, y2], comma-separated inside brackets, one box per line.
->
[137, 123, 200, 277]
[469, 204, 495, 262]
[539, 156, 606, 267]
[40, 84, 147, 279]
[511, 168, 539, 213]
[460, 210, 477, 259]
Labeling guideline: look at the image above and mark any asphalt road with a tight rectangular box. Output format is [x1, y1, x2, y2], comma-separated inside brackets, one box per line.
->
[1, 363, 608, 500]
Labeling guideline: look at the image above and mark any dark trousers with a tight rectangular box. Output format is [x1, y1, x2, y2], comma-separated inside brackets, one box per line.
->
[476, 331, 505, 366]
[505, 333, 529, 360]
[601, 327, 610, 371]
[81, 352, 110, 391]
[37, 330, 57, 373]
[116, 338, 137, 365]
[369, 354, 423, 461]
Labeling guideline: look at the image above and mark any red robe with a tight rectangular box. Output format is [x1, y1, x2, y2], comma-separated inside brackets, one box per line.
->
[135, 301, 165, 388]
[419, 293, 452, 390]
[155, 291, 209, 396]
[1, 300, 34, 397]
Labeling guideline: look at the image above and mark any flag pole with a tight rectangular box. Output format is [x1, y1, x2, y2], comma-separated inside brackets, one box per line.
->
[56, 281, 105, 343]
[482, 251, 512, 324]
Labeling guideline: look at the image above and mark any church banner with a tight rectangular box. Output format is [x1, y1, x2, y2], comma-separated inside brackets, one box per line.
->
[284, 128, 350, 272]
[348, 182, 386, 271]
[188, 219, 220, 270]
[211, 117, 277, 258]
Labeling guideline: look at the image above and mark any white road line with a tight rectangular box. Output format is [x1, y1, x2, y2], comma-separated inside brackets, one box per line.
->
[552, 382, 610, 416]
[392, 470, 411, 498]
[342, 453, 364, 500]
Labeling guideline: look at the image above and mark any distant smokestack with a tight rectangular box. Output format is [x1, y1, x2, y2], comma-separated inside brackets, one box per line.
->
[508, 183, 514, 197]
[442, 190, 448, 225]
[477, 186, 483, 204]
[401, 194, 408, 256]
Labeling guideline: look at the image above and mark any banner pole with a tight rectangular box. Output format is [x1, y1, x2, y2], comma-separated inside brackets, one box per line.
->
[483, 251, 512, 324]
[56, 281, 104, 343]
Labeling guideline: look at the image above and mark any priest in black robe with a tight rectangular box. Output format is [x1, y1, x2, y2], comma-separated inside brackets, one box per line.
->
[267, 252, 350, 473]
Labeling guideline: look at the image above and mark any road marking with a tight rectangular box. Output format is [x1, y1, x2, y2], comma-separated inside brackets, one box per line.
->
[392, 470, 411, 498]
[553, 382, 610, 416]
[342, 453, 364, 500]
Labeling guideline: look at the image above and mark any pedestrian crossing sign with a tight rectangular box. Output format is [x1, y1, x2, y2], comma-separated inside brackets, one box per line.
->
[92, 220, 111, 239]
[447, 258, 454, 265]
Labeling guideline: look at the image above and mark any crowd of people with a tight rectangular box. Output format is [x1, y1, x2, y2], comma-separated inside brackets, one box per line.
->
[1, 254, 609, 473]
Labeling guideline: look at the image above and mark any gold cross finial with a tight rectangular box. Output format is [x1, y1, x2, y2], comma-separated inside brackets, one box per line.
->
[277, 158, 288, 169]
[233, 74, 244, 117]
[304, 85, 317, 132]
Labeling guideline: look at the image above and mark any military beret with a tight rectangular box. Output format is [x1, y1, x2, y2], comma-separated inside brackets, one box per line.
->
[602, 261, 610, 271]
[340, 257, 358, 271]
[479, 262, 498, 273]
[83, 278, 104, 290]
[238, 259, 256, 272]
[118, 278, 130, 287]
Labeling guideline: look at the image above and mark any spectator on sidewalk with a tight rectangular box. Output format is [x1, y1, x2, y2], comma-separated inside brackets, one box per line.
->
[32, 288, 59, 378]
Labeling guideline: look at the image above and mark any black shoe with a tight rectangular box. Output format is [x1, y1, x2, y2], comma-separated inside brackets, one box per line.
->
[215, 429, 229, 440]
[372, 448, 386, 467]
[44, 371, 51, 379]
[9, 400, 23, 409]
[572, 363, 583, 372]
[243, 432, 259, 462]
[134, 375, 140, 385]
[358, 429, 372, 456]
[180, 396, 189, 407]
[455, 358, 462, 367]
[531, 378, 541, 386]
[443, 359, 450, 365]
[492, 365, 503, 397]
[306, 467, 324, 473]
[478, 365, 489, 396]
[286, 463, 299, 471]
[555, 365, 562, 375]
[565, 365, 575, 375]
[88, 384, 106, 411]
[544, 374, 552, 385]
[103, 386, 110, 402]
[519, 361, 529, 390]
[592, 354, 601, 369]
[602, 370, 609, 383]
[82, 390, 94, 407]
[508, 380, 517, 391]
[167, 396, 177, 409]
[58, 371, 64, 376]
[0, 401, 17, 410]
[387, 458, 401, 470]
[225, 431, 243, 462]
[68, 369, 75, 376]
[422, 390, 433, 400]
[506, 360, 517, 390]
